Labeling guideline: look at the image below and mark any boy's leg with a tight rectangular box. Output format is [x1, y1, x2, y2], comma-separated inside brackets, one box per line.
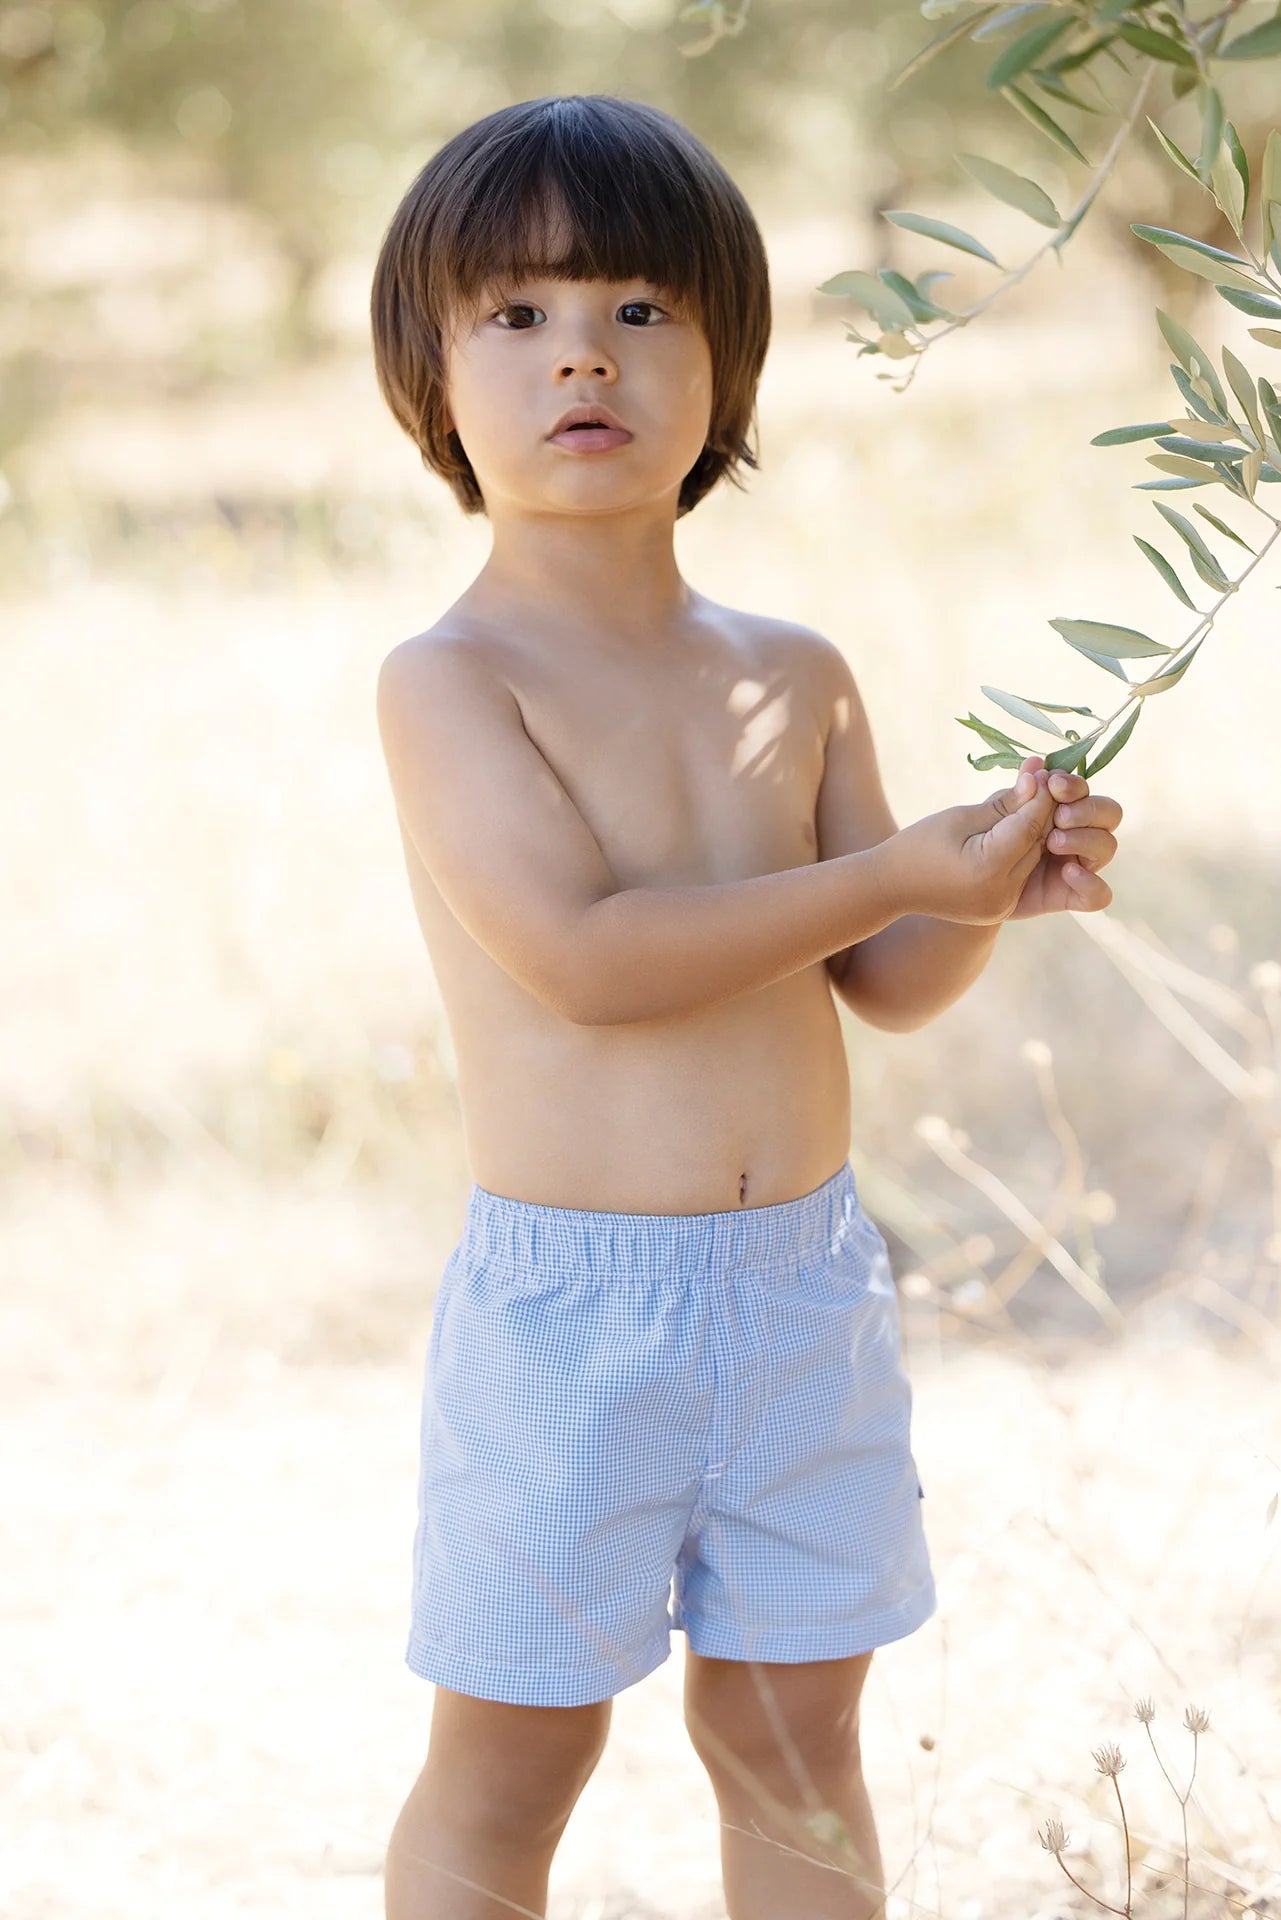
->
[385, 1686, 612, 1920]
[684, 1649, 889, 1920]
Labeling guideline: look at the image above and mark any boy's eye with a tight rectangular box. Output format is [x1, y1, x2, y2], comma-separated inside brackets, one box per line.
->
[489, 299, 665, 330]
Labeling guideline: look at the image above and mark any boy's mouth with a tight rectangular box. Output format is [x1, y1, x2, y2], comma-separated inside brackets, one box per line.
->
[547, 404, 632, 439]
[548, 423, 635, 452]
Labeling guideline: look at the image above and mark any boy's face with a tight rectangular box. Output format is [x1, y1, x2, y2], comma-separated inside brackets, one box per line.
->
[440, 247, 714, 521]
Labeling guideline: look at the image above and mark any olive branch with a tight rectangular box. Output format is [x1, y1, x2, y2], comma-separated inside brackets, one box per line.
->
[684, 0, 1281, 780]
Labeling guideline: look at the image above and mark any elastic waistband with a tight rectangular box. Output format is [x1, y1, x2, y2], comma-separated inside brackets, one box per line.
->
[461, 1159, 863, 1281]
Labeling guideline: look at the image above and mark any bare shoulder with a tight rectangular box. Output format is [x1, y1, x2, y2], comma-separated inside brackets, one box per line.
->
[721, 605, 852, 737]
[376, 620, 511, 713]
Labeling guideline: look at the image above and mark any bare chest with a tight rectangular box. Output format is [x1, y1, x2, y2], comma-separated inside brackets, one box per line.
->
[507, 633, 826, 890]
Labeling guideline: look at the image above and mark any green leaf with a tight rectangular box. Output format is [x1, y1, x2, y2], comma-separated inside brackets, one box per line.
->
[1052, 30, 1120, 74]
[1158, 309, 1232, 414]
[1049, 617, 1172, 658]
[1215, 17, 1281, 60]
[1116, 23, 1197, 66]
[1153, 433, 1244, 462]
[1224, 120, 1250, 218]
[1083, 701, 1142, 779]
[1193, 503, 1255, 553]
[1196, 83, 1225, 183]
[1001, 82, 1091, 165]
[1208, 139, 1244, 232]
[1146, 116, 1202, 185]
[1133, 535, 1198, 608]
[957, 710, 1036, 754]
[1026, 68, 1103, 116]
[956, 151, 1062, 226]
[1168, 363, 1227, 427]
[1131, 223, 1262, 294]
[1262, 133, 1281, 256]
[880, 209, 1003, 266]
[1154, 499, 1231, 588]
[1258, 376, 1281, 451]
[1217, 284, 1281, 320]
[1043, 734, 1101, 773]
[1146, 454, 1221, 482]
[1221, 345, 1265, 446]
[1129, 635, 1208, 696]
[1173, 419, 1248, 444]
[986, 13, 1076, 91]
[816, 271, 919, 327]
[979, 684, 1066, 736]
[1091, 419, 1173, 446]
[1012, 699, 1100, 716]
[971, 5, 1051, 41]
[966, 747, 1025, 771]
[876, 268, 957, 322]
[1247, 327, 1281, 349]
[890, 6, 1001, 92]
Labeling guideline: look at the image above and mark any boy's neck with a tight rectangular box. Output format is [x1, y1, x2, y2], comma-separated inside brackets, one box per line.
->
[467, 513, 702, 650]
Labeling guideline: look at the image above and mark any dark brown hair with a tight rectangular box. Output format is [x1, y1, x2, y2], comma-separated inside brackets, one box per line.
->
[369, 94, 771, 519]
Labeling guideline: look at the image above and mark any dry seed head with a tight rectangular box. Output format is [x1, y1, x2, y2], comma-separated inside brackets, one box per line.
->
[1092, 1741, 1126, 1776]
[1133, 1697, 1155, 1725]
[1183, 1705, 1211, 1734]
[1039, 1818, 1069, 1854]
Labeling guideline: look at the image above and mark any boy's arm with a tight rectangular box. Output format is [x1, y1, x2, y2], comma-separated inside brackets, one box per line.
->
[375, 636, 909, 1027]
[813, 635, 1002, 1035]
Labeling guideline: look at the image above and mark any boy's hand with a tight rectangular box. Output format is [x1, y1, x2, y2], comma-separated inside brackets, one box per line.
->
[1006, 753, 1120, 919]
[881, 752, 1120, 925]
[883, 760, 1058, 925]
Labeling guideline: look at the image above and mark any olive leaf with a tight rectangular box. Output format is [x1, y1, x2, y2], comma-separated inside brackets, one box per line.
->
[881, 209, 1003, 267]
[1216, 285, 1281, 321]
[1081, 702, 1142, 779]
[978, 684, 1067, 736]
[1048, 619, 1171, 659]
[1116, 23, 1197, 67]
[956, 151, 1062, 225]
[1216, 17, 1281, 60]
[985, 13, 1077, 91]
[956, 710, 1037, 755]
[815, 271, 919, 329]
[1001, 82, 1091, 165]
[1128, 635, 1208, 697]
[1196, 84, 1225, 184]
[1193, 503, 1256, 553]
[1222, 346, 1265, 448]
[1152, 500, 1232, 589]
[890, 6, 1000, 91]
[1146, 117, 1201, 185]
[1091, 420, 1174, 446]
[1133, 536, 1198, 609]
[1131, 224, 1262, 296]
[1156, 308, 1232, 414]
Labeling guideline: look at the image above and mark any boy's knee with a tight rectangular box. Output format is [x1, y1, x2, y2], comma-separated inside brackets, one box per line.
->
[417, 1689, 613, 1841]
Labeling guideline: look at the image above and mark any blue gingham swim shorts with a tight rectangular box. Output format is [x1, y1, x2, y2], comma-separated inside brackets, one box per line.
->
[406, 1158, 936, 1707]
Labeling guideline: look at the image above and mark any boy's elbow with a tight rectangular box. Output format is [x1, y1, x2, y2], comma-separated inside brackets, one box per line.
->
[831, 965, 924, 1034]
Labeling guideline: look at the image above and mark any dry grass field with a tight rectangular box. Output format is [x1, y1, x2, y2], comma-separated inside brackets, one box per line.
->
[3, 155, 1280, 1917]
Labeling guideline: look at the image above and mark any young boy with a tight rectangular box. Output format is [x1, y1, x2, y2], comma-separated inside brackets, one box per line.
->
[370, 92, 1120, 1920]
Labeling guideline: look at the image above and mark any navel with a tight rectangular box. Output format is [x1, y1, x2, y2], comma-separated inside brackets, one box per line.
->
[738, 1170, 748, 1206]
